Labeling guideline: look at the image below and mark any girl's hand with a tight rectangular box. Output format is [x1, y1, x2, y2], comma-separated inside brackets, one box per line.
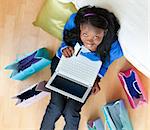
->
[91, 77, 101, 95]
[62, 46, 74, 57]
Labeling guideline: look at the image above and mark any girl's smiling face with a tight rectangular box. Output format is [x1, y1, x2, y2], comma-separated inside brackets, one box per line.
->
[80, 23, 105, 51]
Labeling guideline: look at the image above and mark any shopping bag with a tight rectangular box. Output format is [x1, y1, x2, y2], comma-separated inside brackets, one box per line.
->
[118, 68, 147, 108]
[12, 81, 50, 107]
[5, 48, 51, 80]
[87, 118, 104, 130]
[102, 99, 133, 130]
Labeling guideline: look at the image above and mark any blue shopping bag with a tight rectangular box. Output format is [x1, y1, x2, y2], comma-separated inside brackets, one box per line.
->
[102, 99, 133, 130]
[87, 118, 104, 130]
[5, 48, 51, 80]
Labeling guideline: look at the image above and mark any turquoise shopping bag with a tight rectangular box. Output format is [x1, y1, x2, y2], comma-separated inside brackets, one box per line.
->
[5, 48, 51, 80]
[102, 99, 133, 130]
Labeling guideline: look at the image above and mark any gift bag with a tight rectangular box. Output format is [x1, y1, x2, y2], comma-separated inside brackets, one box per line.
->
[102, 99, 133, 130]
[12, 81, 50, 107]
[87, 118, 104, 130]
[5, 48, 51, 80]
[118, 68, 147, 108]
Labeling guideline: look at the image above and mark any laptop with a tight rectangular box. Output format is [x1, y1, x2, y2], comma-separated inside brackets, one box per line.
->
[46, 43, 102, 103]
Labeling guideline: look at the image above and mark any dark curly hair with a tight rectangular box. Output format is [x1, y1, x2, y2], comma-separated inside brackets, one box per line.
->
[63, 6, 120, 62]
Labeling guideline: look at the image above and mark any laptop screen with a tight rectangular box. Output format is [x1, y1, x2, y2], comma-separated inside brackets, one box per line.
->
[50, 75, 88, 98]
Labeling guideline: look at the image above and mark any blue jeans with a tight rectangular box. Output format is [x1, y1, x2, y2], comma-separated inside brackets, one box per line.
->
[40, 56, 85, 130]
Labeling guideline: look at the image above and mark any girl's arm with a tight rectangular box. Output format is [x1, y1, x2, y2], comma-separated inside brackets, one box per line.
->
[56, 13, 77, 58]
[98, 40, 123, 77]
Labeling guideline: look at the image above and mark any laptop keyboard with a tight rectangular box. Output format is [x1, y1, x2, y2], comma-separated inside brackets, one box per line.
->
[58, 55, 100, 85]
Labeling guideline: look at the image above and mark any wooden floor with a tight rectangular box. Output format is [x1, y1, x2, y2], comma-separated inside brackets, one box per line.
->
[0, 0, 150, 130]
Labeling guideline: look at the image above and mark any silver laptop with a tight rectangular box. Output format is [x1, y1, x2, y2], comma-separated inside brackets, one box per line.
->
[46, 43, 102, 103]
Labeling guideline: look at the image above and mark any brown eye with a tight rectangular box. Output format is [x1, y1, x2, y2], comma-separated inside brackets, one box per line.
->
[83, 33, 88, 37]
[94, 35, 100, 39]
[95, 36, 99, 38]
